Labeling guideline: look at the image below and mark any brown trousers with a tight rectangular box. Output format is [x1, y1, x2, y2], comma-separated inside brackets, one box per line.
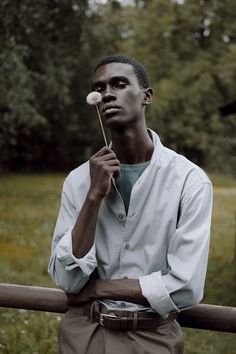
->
[58, 306, 184, 354]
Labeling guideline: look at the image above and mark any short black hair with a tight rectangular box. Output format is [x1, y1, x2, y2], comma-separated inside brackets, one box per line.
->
[94, 54, 150, 88]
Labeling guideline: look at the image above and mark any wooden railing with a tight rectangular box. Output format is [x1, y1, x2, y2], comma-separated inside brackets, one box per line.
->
[0, 283, 236, 333]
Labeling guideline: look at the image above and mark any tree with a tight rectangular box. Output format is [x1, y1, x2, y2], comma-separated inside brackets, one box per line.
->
[0, 0, 88, 170]
[1, 0, 235, 174]
[119, 0, 236, 173]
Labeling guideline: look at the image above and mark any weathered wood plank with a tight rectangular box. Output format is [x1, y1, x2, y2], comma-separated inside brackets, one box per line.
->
[0, 283, 68, 313]
[0, 283, 235, 333]
[178, 304, 236, 333]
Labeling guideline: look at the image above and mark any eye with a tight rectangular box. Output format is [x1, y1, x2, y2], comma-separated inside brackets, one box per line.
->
[113, 80, 127, 89]
[94, 86, 104, 93]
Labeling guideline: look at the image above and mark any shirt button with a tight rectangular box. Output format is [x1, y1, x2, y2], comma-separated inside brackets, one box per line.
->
[120, 302, 126, 307]
[118, 214, 124, 220]
[124, 243, 130, 250]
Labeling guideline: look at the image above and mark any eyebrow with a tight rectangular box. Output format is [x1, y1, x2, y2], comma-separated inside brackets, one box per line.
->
[91, 76, 130, 90]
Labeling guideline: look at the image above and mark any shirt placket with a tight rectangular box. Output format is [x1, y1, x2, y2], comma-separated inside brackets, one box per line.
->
[114, 178, 143, 308]
[111, 180, 131, 308]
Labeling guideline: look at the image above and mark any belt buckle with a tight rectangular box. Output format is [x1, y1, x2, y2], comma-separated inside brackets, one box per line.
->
[99, 313, 117, 326]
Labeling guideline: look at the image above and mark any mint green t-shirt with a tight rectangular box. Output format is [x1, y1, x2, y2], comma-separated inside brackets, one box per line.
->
[115, 161, 150, 214]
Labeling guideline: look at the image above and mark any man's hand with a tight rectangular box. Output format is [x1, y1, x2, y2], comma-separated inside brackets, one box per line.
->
[72, 147, 120, 258]
[89, 147, 120, 200]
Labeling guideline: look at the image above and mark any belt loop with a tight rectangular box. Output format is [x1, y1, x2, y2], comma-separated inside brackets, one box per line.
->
[121, 317, 128, 330]
[133, 312, 138, 331]
[90, 301, 95, 322]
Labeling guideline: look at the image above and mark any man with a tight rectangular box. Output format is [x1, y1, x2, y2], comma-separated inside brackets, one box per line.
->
[49, 54, 212, 354]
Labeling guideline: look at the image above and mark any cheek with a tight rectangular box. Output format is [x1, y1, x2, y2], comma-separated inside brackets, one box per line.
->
[124, 92, 143, 109]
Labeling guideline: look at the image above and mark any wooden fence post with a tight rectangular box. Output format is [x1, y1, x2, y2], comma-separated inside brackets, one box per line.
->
[0, 283, 236, 333]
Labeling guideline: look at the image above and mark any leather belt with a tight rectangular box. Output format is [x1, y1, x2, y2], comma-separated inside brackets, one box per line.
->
[81, 302, 176, 331]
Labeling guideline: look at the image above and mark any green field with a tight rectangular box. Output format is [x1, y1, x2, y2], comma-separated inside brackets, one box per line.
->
[0, 173, 236, 354]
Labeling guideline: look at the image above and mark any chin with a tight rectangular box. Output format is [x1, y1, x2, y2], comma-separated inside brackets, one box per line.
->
[104, 114, 123, 127]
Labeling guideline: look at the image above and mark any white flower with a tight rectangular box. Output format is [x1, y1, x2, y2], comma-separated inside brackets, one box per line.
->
[86, 91, 102, 105]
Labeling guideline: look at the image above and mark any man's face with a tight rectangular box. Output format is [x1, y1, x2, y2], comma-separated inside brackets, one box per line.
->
[91, 62, 149, 128]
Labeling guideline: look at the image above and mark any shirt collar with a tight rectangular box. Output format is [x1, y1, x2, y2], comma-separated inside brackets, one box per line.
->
[147, 128, 163, 168]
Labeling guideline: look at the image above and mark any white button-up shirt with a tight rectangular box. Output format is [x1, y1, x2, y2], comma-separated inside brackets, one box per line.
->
[48, 129, 212, 318]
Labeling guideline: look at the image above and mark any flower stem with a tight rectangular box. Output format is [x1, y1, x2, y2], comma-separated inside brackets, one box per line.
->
[95, 105, 108, 147]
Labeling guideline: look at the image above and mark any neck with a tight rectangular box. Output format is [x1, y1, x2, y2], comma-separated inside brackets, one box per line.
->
[110, 121, 154, 164]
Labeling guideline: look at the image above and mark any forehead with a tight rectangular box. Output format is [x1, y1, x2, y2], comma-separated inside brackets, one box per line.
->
[92, 62, 138, 84]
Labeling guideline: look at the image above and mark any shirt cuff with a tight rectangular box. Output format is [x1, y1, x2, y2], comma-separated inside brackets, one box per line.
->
[139, 271, 179, 318]
[56, 228, 97, 275]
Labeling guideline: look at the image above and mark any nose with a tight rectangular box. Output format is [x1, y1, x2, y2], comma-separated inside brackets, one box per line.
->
[102, 88, 116, 103]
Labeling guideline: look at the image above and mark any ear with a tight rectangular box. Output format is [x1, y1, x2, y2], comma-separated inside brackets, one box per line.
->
[142, 87, 153, 105]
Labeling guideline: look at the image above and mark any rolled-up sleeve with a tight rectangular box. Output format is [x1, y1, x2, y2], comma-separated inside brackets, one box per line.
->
[48, 176, 97, 293]
[139, 181, 212, 318]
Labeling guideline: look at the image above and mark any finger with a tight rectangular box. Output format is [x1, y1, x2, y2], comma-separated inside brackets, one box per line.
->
[113, 170, 120, 179]
[91, 147, 113, 158]
[94, 163, 120, 176]
[94, 157, 120, 167]
[103, 165, 120, 177]
[94, 153, 118, 162]
[104, 159, 120, 166]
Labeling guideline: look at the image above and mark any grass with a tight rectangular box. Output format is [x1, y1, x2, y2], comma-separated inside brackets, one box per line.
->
[0, 173, 236, 353]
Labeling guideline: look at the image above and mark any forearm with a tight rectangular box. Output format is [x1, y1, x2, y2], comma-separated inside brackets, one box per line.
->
[72, 191, 102, 258]
[68, 278, 149, 307]
[72, 147, 120, 259]
[96, 279, 149, 306]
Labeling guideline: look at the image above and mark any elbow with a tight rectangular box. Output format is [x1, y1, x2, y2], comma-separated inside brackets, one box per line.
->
[56, 281, 82, 294]
[48, 257, 89, 294]
[54, 269, 89, 294]
[185, 287, 203, 307]
[168, 264, 207, 309]
[173, 285, 203, 309]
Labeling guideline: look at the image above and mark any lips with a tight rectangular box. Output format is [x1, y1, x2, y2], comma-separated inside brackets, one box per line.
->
[102, 105, 121, 114]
